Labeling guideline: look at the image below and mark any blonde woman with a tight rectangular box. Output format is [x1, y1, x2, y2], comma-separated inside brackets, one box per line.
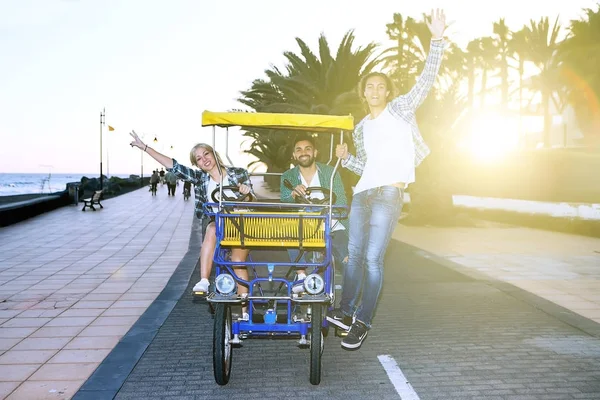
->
[129, 131, 252, 319]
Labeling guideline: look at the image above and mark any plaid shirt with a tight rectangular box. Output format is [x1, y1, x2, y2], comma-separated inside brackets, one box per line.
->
[280, 162, 349, 230]
[169, 159, 252, 219]
[342, 39, 445, 176]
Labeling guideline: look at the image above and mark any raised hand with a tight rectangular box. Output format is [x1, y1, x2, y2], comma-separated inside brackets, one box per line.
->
[129, 130, 145, 149]
[426, 8, 446, 39]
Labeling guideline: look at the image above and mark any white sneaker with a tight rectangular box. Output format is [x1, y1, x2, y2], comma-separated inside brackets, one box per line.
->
[292, 273, 307, 294]
[193, 278, 209, 293]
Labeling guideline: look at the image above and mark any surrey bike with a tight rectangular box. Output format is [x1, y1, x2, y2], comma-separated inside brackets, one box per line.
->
[200, 111, 352, 385]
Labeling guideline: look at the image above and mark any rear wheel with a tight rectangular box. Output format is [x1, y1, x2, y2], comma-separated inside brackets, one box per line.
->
[309, 303, 323, 385]
[213, 304, 232, 385]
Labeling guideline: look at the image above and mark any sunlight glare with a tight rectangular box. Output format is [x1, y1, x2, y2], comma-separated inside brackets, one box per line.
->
[467, 113, 520, 161]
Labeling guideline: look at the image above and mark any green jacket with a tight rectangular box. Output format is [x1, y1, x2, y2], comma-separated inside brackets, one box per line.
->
[280, 162, 348, 229]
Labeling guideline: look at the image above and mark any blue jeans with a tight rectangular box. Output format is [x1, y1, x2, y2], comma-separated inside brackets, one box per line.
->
[288, 229, 349, 273]
[340, 186, 403, 327]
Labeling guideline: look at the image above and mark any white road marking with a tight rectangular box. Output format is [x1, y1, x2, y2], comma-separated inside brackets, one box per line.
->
[378, 354, 420, 400]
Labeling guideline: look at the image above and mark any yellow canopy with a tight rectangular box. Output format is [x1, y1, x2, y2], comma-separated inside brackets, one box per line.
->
[202, 111, 354, 132]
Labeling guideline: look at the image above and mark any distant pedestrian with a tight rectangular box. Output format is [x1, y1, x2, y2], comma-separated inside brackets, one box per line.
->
[165, 171, 177, 196]
[159, 168, 165, 185]
[183, 181, 192, 200]
[149, 171, 159, 195]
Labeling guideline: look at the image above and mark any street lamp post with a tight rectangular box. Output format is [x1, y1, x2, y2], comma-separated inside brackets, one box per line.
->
[100, 108, 105, 190]
[138, 133, 149, 188]
[140, 147, 144, 188]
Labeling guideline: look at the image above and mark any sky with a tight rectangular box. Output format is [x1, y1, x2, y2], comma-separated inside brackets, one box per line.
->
[1, 0, 598, 175]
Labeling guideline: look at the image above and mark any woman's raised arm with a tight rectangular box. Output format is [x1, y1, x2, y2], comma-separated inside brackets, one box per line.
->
[129, 130, 174, 169]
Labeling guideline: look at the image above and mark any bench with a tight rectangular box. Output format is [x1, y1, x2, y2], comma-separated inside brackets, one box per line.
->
[82, 190, 104, 211]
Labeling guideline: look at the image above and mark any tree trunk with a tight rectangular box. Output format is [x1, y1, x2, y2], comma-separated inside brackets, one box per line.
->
[543, 88, 552, 147]
[480, 70, 488, 109]
[518, 60, 524, 146]
[468, 60, 475, 109]
[397, 38, 403, 87]
[501, 54, 508, 110]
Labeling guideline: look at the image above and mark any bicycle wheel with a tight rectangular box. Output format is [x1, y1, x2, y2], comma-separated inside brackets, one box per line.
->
[309, 303, 323, 385]
[213, 304, 233, 385]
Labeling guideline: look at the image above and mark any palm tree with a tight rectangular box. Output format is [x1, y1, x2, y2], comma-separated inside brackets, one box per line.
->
[523, 16, 562, 147]
[238, 31, 379, 184]
[493, 18, 512, 110]
[466, 38, 483, 109]
[478, 36, 498, 108]
[242, 129, 296, 174]
[558, 5, 600, 146]
[382, 13, 430, 93]
[240, 31, 378, 117]
[509, 27, 530, 129]
[383, 13, 411, 92]
[438, 42, 468, 93]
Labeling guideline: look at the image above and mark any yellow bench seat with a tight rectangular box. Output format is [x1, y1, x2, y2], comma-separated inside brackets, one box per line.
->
[219, 211, 326, 248]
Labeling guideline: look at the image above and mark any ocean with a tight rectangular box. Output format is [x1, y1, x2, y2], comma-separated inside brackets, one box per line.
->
[0, 173, 131, 196]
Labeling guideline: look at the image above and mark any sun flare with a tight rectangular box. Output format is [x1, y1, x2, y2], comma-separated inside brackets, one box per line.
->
[462, 113, 520, 161]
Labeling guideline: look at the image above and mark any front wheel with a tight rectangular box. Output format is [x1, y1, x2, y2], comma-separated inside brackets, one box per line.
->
[213, 304, 233, 385]
[309, 303, 323, 385]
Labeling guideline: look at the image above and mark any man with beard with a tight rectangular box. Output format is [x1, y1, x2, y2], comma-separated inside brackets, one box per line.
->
[280, 135, 349, 294]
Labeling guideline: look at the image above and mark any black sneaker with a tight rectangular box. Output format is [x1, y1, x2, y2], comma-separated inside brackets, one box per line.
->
[326, 308, 352, 330]
[341, 320, 369, 350]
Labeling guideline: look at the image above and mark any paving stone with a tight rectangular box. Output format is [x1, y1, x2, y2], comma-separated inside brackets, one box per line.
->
[99, 242, 600, 399]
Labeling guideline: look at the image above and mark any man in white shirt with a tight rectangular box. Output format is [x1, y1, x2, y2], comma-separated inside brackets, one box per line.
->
[332, 9, 447, 350]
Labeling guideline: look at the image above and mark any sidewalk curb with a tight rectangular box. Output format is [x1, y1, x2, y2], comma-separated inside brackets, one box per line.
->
[463, 208, 600, 238]
[73, 217, 202, 400]
[404, 241, 600, 339]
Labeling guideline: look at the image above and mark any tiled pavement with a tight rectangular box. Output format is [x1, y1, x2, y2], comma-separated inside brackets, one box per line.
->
[393, 221, 600, 325]
[109, 240, 600, 400]
[0, 184, 196, 399]
[1, 179, 600, 399]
